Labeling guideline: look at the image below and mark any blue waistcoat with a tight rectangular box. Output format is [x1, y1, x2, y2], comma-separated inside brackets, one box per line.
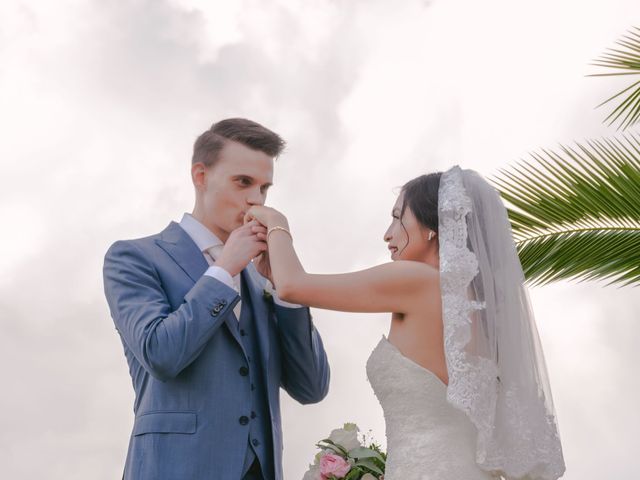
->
[237, 273, 274, 478]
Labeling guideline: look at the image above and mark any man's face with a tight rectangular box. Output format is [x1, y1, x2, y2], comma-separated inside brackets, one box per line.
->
[194, 140, 274, 241]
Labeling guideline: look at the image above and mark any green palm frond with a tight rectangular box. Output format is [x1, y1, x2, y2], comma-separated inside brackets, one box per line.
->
[492, 133, 640, 287]
[589, 27, 640, 130]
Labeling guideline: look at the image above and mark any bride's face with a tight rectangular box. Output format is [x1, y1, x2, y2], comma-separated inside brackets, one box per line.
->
[384, 192, 433, 263]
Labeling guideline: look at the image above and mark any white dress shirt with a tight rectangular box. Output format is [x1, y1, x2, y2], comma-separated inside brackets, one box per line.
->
[178, 213, 301, 309]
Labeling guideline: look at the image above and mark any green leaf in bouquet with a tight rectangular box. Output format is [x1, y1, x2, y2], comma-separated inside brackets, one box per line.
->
[354, 458, 384, 476]
[348, 447, 385, 463]
[344, 469, 362, 480]
[315, 443, 344, 457]
[365, 442, 387, 461]
[316, 439, 349, 456]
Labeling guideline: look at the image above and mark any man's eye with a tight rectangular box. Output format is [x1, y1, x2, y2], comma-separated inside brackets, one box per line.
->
[238, 178, 251, 186]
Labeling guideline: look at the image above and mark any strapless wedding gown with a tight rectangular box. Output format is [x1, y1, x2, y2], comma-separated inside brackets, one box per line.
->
[366, 335, 495, 480]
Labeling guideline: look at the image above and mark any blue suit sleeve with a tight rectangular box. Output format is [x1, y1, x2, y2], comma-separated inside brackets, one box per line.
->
[276, 305, 330, 404]
[103, 240, 240, 381]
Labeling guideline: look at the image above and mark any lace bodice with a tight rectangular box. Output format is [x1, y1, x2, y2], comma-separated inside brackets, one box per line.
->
[366, 336, 495, 480]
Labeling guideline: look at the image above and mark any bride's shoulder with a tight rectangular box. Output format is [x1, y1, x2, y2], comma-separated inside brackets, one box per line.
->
[380, 260, 438, 283]
[387, 260, 437, 272]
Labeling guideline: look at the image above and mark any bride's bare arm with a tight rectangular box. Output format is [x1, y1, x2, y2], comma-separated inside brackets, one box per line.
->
[279, 260, 436, 313]
[246, 206, 437, 314]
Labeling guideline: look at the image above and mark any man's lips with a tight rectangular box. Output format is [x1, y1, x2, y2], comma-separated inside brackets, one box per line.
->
[388, 246, 398, 254]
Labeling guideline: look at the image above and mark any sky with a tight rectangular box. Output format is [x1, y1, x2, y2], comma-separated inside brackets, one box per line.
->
[0, 0, 639, 478]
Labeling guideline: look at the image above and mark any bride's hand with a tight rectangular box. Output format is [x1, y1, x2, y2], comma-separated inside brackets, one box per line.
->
[244, 206, 288, 229]
[244, 206, 288, 283]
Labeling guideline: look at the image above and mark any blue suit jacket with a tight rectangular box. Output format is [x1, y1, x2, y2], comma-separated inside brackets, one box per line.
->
[103, 222, 330, 479]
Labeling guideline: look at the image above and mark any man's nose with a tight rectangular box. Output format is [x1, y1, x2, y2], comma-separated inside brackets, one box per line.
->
[247, 188, 266, 206]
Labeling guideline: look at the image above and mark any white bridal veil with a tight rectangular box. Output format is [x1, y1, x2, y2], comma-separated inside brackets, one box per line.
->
[438, 166, 566, 479]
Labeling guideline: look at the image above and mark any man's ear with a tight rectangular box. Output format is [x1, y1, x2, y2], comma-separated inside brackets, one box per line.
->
[191, 162, 207, 190]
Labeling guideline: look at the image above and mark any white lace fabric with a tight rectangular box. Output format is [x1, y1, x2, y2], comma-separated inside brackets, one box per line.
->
[438, 166, 565, 479]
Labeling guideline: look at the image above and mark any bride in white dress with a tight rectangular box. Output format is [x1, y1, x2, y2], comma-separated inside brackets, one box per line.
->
[245, 166, 565, 480]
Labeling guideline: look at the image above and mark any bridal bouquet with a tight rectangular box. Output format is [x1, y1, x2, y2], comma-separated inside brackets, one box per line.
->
[302, 423, 386, 480]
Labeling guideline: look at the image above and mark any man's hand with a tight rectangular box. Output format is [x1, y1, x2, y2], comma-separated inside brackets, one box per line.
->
[215, 220, 268, 277]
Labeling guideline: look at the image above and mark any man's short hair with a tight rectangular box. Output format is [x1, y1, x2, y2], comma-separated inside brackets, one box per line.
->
[192, 118, 286, 167]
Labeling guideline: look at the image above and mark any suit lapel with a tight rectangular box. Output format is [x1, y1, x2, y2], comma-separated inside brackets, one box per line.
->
[155, 221, 209, 283]
[242, 267, 271, 369]
[224, 312, 243, 347]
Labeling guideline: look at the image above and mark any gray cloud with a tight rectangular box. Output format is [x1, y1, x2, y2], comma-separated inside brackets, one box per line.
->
[1, 0, 638, 479]
[0, 0, 373, 477]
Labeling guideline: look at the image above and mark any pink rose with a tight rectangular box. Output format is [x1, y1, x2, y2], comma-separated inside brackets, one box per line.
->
[319, 453, 351, 479]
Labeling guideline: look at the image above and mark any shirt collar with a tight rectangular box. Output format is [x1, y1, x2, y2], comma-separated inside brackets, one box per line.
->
[178, 213, 224, 252]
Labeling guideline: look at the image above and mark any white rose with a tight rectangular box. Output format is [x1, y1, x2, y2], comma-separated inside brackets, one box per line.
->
[302, 464, 322, 480]
[361, 474, 378, 480]
[328, 423, 361, 452]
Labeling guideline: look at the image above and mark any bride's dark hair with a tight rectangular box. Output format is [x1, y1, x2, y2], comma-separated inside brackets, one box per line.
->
[400, 172, 442, 233]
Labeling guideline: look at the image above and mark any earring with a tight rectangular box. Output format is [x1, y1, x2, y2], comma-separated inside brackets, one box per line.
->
[428, 231, 434, 241]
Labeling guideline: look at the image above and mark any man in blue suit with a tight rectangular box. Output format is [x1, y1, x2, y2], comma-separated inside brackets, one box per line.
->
[103, 118, 330, 479]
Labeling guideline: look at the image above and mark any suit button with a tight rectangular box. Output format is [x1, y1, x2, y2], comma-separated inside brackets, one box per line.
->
[251, 411, 256, 419]
[210, 309, 219, 317]
[239, 416, 249, 425]
[252, 439, 260, 447]
[239, 366, 249, 376]
[220, 299, 227, 306]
